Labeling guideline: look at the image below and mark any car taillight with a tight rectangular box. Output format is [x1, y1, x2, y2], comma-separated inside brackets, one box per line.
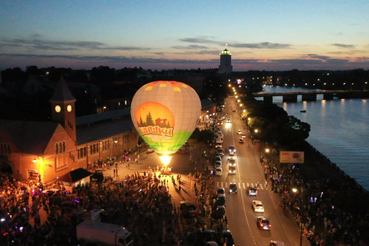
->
[260, 223, 264, 227]
[269, 224, 272, 228]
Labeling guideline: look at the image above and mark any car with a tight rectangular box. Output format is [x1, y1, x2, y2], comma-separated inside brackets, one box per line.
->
[215, 194, 226, 206]
[215, 152, 224, 158]
[0, 209, 12, 225]
[252, 200, 265, 212]
[232, 109, 236, 112]
[177, 148, 188, 154]
[228, 153, 236, 160]
[238, 138, 244, 144]
[215, 156, 222, 162]
[211, 205, 226, 220]
[228, 166, 236, 174]
[222, 230, 236, 246]
[217, 148, 225, 154]
[215, 143, 222, 149]
[215, 160, 222, 168]
[241, 134, 248, 138]
[217, 131, 223, 138]
[205, 241, 218, 246]
[237, 129, 242, 135]
[228, 145, 236, 154]
[247, 186, 258, 196]
[228, 159, 236, 166]
[270, 240, 285, 246]
[215, 167, 223, 176]
[226, 118, 231, 123]
[257, 217, 271, 230]
[42, 188, 61, 195]
[229, 183, 238, 194]
[180, 201, 199, 217]
[147, 148, 155, 153]
[217, 187, 225, 196]
[194, 229, 218, 246]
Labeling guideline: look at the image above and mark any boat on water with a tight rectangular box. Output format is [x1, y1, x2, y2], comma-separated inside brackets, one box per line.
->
[300, 110, 306, 113]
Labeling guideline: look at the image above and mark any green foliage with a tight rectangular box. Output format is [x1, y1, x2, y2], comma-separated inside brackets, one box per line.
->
[241, 96, 310, 148]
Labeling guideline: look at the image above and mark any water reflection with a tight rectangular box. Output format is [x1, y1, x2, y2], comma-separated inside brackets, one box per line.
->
[259, 86, 369, 191]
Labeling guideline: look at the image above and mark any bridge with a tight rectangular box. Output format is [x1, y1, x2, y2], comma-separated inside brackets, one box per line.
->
[252, 90, 365, 103]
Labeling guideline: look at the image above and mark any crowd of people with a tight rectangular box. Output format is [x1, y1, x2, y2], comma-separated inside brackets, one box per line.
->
[0, 169, 192, 246]
[266, 141, 369, 246]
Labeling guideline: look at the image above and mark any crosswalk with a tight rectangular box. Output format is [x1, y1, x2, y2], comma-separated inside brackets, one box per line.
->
[215, 181, 268, 190]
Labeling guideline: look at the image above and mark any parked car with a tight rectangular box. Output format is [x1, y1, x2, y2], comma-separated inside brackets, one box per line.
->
[177, 148, 188, 154]
[180, 201, 199, 217]
[216, 194, 226, 206]
[211, 206, 226, 220]
[215, 167, 223, 176]
[147, 148, 155, 153]
[194, 229, 218, 246]
[217, 187, 225, 196]
[215, 161, 222, 168]
[222, 230, 235, 246]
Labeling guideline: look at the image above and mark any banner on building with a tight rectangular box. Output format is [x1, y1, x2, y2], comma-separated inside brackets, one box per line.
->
[279, 151, 304, 164]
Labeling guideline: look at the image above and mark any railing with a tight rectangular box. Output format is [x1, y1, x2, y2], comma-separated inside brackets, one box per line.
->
[252, 89, 362, 96]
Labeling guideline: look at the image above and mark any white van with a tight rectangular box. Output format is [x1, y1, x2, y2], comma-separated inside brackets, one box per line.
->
[216, 137, 223, 144]
[215, 167, 223, 176]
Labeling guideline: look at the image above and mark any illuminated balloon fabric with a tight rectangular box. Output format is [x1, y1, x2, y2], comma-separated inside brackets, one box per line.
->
[130, 81, 201, 156]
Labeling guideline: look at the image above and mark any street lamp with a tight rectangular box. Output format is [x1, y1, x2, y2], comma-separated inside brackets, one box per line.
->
[292, 187, 303, 246]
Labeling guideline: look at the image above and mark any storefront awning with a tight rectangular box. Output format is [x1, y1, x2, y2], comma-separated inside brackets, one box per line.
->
[58, 168, 92, 183]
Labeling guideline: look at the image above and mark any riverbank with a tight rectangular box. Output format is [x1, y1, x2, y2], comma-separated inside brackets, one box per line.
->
[266, 139, 369, 245]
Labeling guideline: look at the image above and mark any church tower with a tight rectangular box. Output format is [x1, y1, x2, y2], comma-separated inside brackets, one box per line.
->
[49, 77, 77, 143]
[218, 44, 233, 74]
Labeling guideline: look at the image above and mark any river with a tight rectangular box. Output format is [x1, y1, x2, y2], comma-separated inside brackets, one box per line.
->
[256, 85, 369, 191]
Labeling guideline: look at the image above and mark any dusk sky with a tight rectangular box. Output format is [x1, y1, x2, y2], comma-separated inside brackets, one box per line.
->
[1, 0, 368, 71]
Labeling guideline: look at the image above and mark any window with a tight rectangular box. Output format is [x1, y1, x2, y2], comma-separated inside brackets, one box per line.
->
[0, 143, 11, 154]
[113, 137, 119, 146]
[55, 155, 67, 170]
[78, 147, 87, 159]
[123, 134, 129, 144]
[102, 140, 110, 151]
[55, 141, 66, 154]
[90, 143, 99, 155]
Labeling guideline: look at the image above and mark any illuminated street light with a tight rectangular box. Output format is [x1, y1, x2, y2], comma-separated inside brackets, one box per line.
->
[292, 187, 304, 246]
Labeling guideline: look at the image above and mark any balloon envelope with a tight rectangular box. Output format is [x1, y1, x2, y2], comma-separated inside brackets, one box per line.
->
[131, 81, 201, 161]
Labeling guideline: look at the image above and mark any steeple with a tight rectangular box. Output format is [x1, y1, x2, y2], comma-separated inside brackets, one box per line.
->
[50, 77, 76, 102]
[50, 77, 77, 143]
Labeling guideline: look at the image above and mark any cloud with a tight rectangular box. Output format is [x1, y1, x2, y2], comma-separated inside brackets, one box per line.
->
[0, 38, 150, 51]
[231, 42, 291, 49]
[171, 45, 208, 50]
[0, 53, 215, 65]
[331, 43, 355, 48]
[304, 54, 331, 60]
[179, 37, 222, 45]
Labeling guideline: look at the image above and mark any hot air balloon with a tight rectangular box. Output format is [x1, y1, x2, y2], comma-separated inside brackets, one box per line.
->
[130, 81, 201, 165]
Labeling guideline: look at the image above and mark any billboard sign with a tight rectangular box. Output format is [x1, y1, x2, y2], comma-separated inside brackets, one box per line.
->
[279, 151, 304, 164]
